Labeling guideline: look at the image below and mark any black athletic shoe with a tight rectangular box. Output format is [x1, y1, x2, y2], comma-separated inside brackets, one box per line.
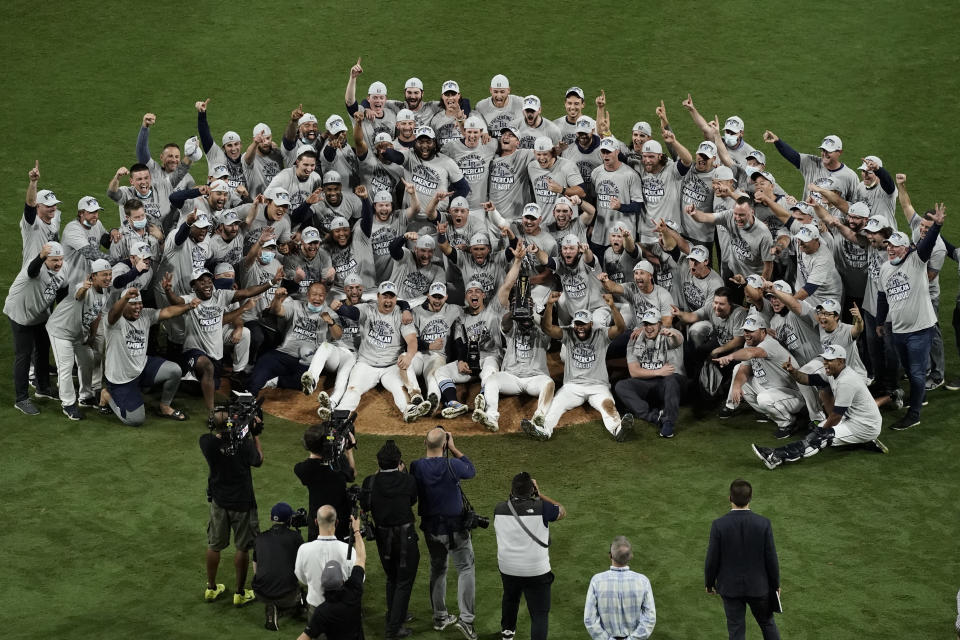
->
[718, 405, 738, 419]
[890, 414, 920, 431]
[774, 420, 798, 439]
[751, 444, 782, 470]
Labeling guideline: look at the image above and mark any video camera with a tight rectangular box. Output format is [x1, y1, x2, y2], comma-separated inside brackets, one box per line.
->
[510, 274, 535, 329]
[304, 410, 358, 472]
[345, 485, 376, 541]
[208, 390, 264, 456]
[289, 507, 309, 529]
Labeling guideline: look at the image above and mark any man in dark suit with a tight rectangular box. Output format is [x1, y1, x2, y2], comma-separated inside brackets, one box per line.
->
[705, 478, 781, 640]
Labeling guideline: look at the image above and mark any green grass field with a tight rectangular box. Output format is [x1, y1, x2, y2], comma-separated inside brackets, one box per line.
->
[3, 2, 960, 638]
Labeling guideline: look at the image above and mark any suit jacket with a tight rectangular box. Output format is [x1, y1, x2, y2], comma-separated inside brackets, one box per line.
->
[704, 509, 780, 598]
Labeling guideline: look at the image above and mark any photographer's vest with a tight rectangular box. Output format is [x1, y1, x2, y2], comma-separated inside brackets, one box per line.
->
[493, 498, 551, 577]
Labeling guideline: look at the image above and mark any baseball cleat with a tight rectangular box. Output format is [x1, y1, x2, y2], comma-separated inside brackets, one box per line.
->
[520, 419, 549, 441]
[404, 400, 433, 422]
[531, 412, 545, 429]
[300, 372, 316, 396]
[409, 393, 424, 405]
[613, 413, 634, 442]
[752, 444, 782, 470]
[473, 393, 486, 412]
[865, 439, 889, 454]
[427, 392, 440, 415]
[440, 401, 470, 419]
[317, 406, 332, 421]
[477, 411, 499, 432]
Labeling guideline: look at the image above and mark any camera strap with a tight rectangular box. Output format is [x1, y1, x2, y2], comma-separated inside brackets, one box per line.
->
[507, 499, 549, 548]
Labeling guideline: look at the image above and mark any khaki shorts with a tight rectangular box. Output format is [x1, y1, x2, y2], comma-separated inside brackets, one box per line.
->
[207, 501, 260, 551]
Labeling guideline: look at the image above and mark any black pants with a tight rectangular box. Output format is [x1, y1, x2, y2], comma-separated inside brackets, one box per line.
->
[377, 524, 420, 635]
[10, 318, 51, 402]
[500, 571, 553, 640]
[615, 374, 686, 426]
[721, 595, 780, 640]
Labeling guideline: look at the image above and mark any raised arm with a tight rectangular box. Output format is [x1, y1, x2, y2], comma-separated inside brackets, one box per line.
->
[540, 291, 563, 340]
[895, 173, 917, 223]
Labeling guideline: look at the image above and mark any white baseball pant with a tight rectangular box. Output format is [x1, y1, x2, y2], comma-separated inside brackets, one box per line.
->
[410, 351, 447, 402]
[338, 362, 422, 414]
[726, 364, 805, 428]
[482, 372, 554, 423]
[542, 382, 622, 437]
[50, 337, 99, 407]
[305, 342, 357, 407]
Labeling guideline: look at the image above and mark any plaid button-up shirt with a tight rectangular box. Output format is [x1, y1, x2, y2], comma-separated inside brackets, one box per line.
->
[584, 565, 656, 640]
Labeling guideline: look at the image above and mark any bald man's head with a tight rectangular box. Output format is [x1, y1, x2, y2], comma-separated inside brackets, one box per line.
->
[425, 426, 447, 451]
[316, 505, 337, 533]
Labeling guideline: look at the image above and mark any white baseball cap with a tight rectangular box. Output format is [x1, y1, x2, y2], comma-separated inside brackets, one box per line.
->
[301, 227, 321, 243]
[344, 273, 363, 286]
[523, 95, 541, 111]
[741, 315, 767, 331]
[415, 126, 435, 139]
[858, 155, 883, 170]
[429, 282, 447, 297]
[396, 108, 416, 123]
[184, 136, 203, 162]
[470, 232, 490, 246]
[599, 137, 619, 153]
[697, 141, 718, 159]
[490, 74, 509, 89]
[221, 131, 241, 145]
[533, 137, 553, 152]
[36, 189, 61, 207]
[847, 202, 870, 218]
[640, 309, 660, 325]
[864, 215, 889, 233]
[747, 149, 766, 165]
[723, 116, 744, 134]
[790, 202, 814, 217]
[45, 241, 65, 257]
[253, 122, 272, 137]
[713, 166, 735, 181]
[208, 179, 229, 193]
[688, 245, 710, 263]
[378, 280, 398, 294]
[89, 258, 112, 273]
[641, 140, 663, 154]
[78, 196, 103, 212]
[572, 310, 592, 324]
[560, 234, 580, 247]
[192, 213, 212, 228]
[131, 242, 152, 259]
[633, 260, 654, 274]
[522, 203, 542, 219]
[450, 196, 470, 210]
[441, 79, 460, 94]
[322, 170, 342, 185]
[820, 344, 847, 360]
[295, 144, 315, 159]
[749, 167, 777, 184]
[463, 116, 484, 130]
[209, 164, 229, 179]
[220, 209, 241, 225]
[214, 263, 234, 276]
[325, 115, 347, 135]
[298, 113, 318, 127]
[465, 280, 485, 292]
[794, 224, 821, 243]
[373, 190, 393, 204]
[746, 274, 764, 289]
[190, 267, 213, 283]
[816, 299, 841, 315]
[772, 280, 793, 294]
[374, 132, 393, 145]
[415, 235, 436, 250]
[267, 187, 291, 206]
[329, 216, 350, 230]
[819, 135, 843, 152]
[261, 237, 277, 248]
[405, 77, 423, 90]
[575, 116, 595, 133]
[368, 81, 387, 96]
[632, 121, 652, 136]
[566, 86, 585, 100]
[886, 231, 910, 247]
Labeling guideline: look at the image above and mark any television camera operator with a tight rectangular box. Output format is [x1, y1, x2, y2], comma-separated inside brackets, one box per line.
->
[360, 440, 419, 640]
[409, 426, 482, 640]
[252, 502, 307, 631]
[294, 418, 357, 541]
[199, 396, 264, 607]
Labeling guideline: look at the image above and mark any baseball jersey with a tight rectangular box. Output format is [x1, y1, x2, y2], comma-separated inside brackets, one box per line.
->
[828, 366, 882, 433]
[878, 251, 937, 334]
[602, 246, 640, 285]
[562, 138, 603, 191]
[627, 331, 685, 376]
[500, 322, 551, 378]
[639, 161, 686, 241]
[403, 152, 465, 205]
[3, 262, 67, 325]
[553, 115, 580, 146]
[527, 157, 582, 214]
[105, 308, 161, 384]
[354, 304, 417, 367]
[764, 304, 822, 366]
[713, 211, 773, 277]
[243, 209, 293, 252]
[20, 204, 61, 266]
[267, 168, 322, 210]
[62, 220, 107, 285]
[831, 230, 869, 298]
[675, 265, 724, 312]
[474, 95, 523, 134]
[328, 236, 377, 290]
[794, 301, 867, 377]
[206, 231, 246, 274]
[450, 250, 509, 300]
[46, 283, 109, 343]
[859, 182, 898, 229]
[441, 140, 497, 210]
[157, 229, 212, 296]
[357, 111, 398, 151]
[681, 167, 720, 243]
[750, 335, 798, 389]
[414, 302, 463, 353]
[591, 163, 645, 244]
[182, 289, 234, 360]
[429, 111, 465, 147]
[489, 149, 535, 220]
[277, 299, 334, 358]
[562, 326, 612, 385]
[796, 242, 843, 306]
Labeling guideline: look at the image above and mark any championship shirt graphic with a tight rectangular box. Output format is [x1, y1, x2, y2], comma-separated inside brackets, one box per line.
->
[750, 357, 768, 382]
[466, 270, 495, 295]
[420, 318, 450, 343]
[332, 248, 358, 278]
[514, 333, 533, 361]
[488, 113, 514, 133]
[125, 325, 147, 354]
[885, 271, 911, 301]
[196, 303, 223, 332]
[731, 236, 754, 262]
[560, 273, 587, 299]
[458, 153, 486, 183]
[142, 201, 162, 221]
[841, 240, 867, 268]
[192, 246, 207, 271]
[291, 317, 319, 343]
[534, 176, 555, 201]
[81, 301, 105, 330]
[370, 168, 394, 195]
[436, 123, 463, 145]
[683, 282, 706, 310]
[368, 319, 395, 347]
[226, 163, 245, 189]
[42, 275, 64, 302]
[489, 161, 516, 191]
[595, 179, 621, 209]
[656, 269, 673, 291]
[642, 176, 665, 204]
[412, 165, 441, 195]
[402, 271, 429, 296]
[571, 343, 597, 369]
[639, 342, 665, 369]
[371, 226, 397, 256]
[576, 161, 593, 183]
[681, 176, 709, 207]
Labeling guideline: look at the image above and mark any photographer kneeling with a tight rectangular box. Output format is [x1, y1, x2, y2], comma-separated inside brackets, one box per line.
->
[360, 440, 419, 640]
[410, 427, 479, 640]
[199, 405, 263, 606]
[296, 516, 367, 640]
[252, 502, 305, 631]
[493, 473, 566, 640]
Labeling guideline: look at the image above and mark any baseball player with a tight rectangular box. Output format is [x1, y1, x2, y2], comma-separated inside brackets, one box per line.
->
[195, 98, 247, 192]
[242, 122, 283, 198]
[409, 281, 463, 410]
[526, 291, 631, 441]
[21, 161, 62, 266]
[62, 196, 109, 286]
[753, 345, 888, 469]
[763, 131, 859, 202]
[107, 162, 174, 229]
[474, 74, 523, 135]
[714, 314, 805, 439]
[135, 112, 196, 191]
[332, 281, 432, 423]
[441, 115, 498, 210]
[527, 137, 585, 216]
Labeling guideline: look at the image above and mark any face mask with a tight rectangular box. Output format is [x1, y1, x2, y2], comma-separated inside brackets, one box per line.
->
[132, 219, 147, 230]
[213, 278, 234, 290]
[722, 133, 738, 148]
[306, 303, 323, 313]
[81, 219, 94, 229]
[261, 251, 275, 264]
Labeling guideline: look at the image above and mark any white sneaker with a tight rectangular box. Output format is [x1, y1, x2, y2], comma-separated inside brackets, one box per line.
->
[300, 372, 316, 395]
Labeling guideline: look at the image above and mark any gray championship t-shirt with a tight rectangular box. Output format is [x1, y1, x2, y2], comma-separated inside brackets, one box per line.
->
[562, 325, 612, 386]
[105, 308, 160, 384]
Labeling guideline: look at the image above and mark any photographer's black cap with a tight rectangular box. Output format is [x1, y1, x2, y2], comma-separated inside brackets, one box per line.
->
[377, 439, 402, 468]
[271, 502, 294, 523]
